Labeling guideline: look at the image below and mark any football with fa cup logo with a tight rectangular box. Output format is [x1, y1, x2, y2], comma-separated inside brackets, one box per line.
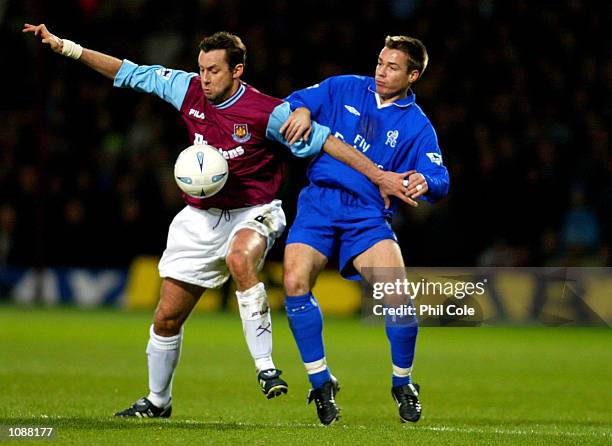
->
[174, 144, 229, 198]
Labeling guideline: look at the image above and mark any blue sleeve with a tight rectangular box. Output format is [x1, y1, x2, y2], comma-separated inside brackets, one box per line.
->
[284, 77, 337, 122]
[266, 102, 331, 158]
[113, 59, 197, 111]
[413, 124, 450, 203]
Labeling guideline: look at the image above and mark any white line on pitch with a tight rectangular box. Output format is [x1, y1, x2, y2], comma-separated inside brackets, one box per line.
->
[405, 425, 610, 438]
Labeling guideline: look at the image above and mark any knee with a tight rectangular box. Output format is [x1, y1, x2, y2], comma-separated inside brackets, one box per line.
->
[226, 249, 255, 279]
[153, 309, 183, 337]
[284, 268, 311, 296]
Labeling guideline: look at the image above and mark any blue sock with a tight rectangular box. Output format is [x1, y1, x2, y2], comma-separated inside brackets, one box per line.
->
[285, 292, 331, 389]
[386, 314, 418, 388]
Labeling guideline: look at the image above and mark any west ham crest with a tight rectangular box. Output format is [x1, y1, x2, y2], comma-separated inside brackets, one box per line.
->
[232, 123, 251, 143]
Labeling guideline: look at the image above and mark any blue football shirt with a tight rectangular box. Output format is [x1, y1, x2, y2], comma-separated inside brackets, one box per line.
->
[285, 75, 450, 215]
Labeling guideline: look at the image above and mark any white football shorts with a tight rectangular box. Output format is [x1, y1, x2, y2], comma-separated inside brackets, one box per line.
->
[158, 199, 286, 289]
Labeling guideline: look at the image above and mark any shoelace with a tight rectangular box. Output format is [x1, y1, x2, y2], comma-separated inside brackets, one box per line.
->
[309, 393, 325, 410]
[397, 391, 420, 410]
[308, 387, 335, 410]
[212, 209, 231, 230]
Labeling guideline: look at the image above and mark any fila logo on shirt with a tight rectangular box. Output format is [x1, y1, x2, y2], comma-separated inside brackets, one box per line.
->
[188, 108, 206, 120]
[385, 130, 399, 148]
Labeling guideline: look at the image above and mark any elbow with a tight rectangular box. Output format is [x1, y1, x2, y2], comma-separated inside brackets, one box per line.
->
[440, 176, 450, 198]
[424, 174, 450, 203]
[434, 176, 450, 202]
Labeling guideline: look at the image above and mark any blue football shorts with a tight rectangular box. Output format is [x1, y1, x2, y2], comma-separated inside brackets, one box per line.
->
[286, 184, 398, 280]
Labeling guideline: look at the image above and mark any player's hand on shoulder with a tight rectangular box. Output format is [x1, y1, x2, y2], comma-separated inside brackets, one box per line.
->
[378, 170, 420, 209]
[23, 23, 63, 53]
[280, 107, 312, 145]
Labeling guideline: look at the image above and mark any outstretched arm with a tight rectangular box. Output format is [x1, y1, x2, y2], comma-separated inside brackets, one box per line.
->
[23, 23, 121, 80]
[23, 23, 196, 111]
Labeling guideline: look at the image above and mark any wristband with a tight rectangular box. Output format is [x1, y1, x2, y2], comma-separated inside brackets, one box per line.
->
[61, 39, 83, 60]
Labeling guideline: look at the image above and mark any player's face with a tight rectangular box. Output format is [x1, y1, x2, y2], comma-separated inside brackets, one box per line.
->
[375, 47, 419, 103]
[198, 50, 243, 104]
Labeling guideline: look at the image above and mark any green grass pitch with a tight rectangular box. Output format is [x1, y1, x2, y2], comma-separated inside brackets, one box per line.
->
[0, 306, 610, 445]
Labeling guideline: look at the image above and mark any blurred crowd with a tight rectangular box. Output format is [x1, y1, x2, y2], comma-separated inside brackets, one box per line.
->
[1, 0, 610, 268]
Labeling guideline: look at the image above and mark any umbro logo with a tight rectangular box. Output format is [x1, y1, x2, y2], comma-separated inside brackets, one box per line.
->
[344, 105, 361, 116]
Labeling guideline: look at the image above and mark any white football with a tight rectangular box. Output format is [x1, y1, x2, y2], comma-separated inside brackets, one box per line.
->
[174, 144, 228, 198]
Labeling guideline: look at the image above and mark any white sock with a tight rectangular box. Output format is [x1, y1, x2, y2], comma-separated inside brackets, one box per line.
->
[146, 324, 182, 408]
[236, 282, 275, 372]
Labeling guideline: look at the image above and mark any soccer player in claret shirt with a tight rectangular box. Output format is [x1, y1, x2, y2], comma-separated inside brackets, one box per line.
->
[280, 36, 450, 424]
[24, 23, 414, 418]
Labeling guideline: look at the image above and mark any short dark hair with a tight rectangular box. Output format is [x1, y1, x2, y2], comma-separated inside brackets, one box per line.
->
[198, 31, 246, 69]
[384, 35, 428, 75]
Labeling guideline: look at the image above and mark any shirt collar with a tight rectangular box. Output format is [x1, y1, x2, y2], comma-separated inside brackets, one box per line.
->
[368, 81, 415, 109]
[213, 82, 246, 109]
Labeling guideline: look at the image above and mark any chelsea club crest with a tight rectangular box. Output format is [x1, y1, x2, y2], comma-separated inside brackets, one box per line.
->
[232, 123, 251, 143]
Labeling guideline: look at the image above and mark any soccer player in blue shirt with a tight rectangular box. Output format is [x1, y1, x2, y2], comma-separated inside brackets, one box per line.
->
[280, 35, 450, 425]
